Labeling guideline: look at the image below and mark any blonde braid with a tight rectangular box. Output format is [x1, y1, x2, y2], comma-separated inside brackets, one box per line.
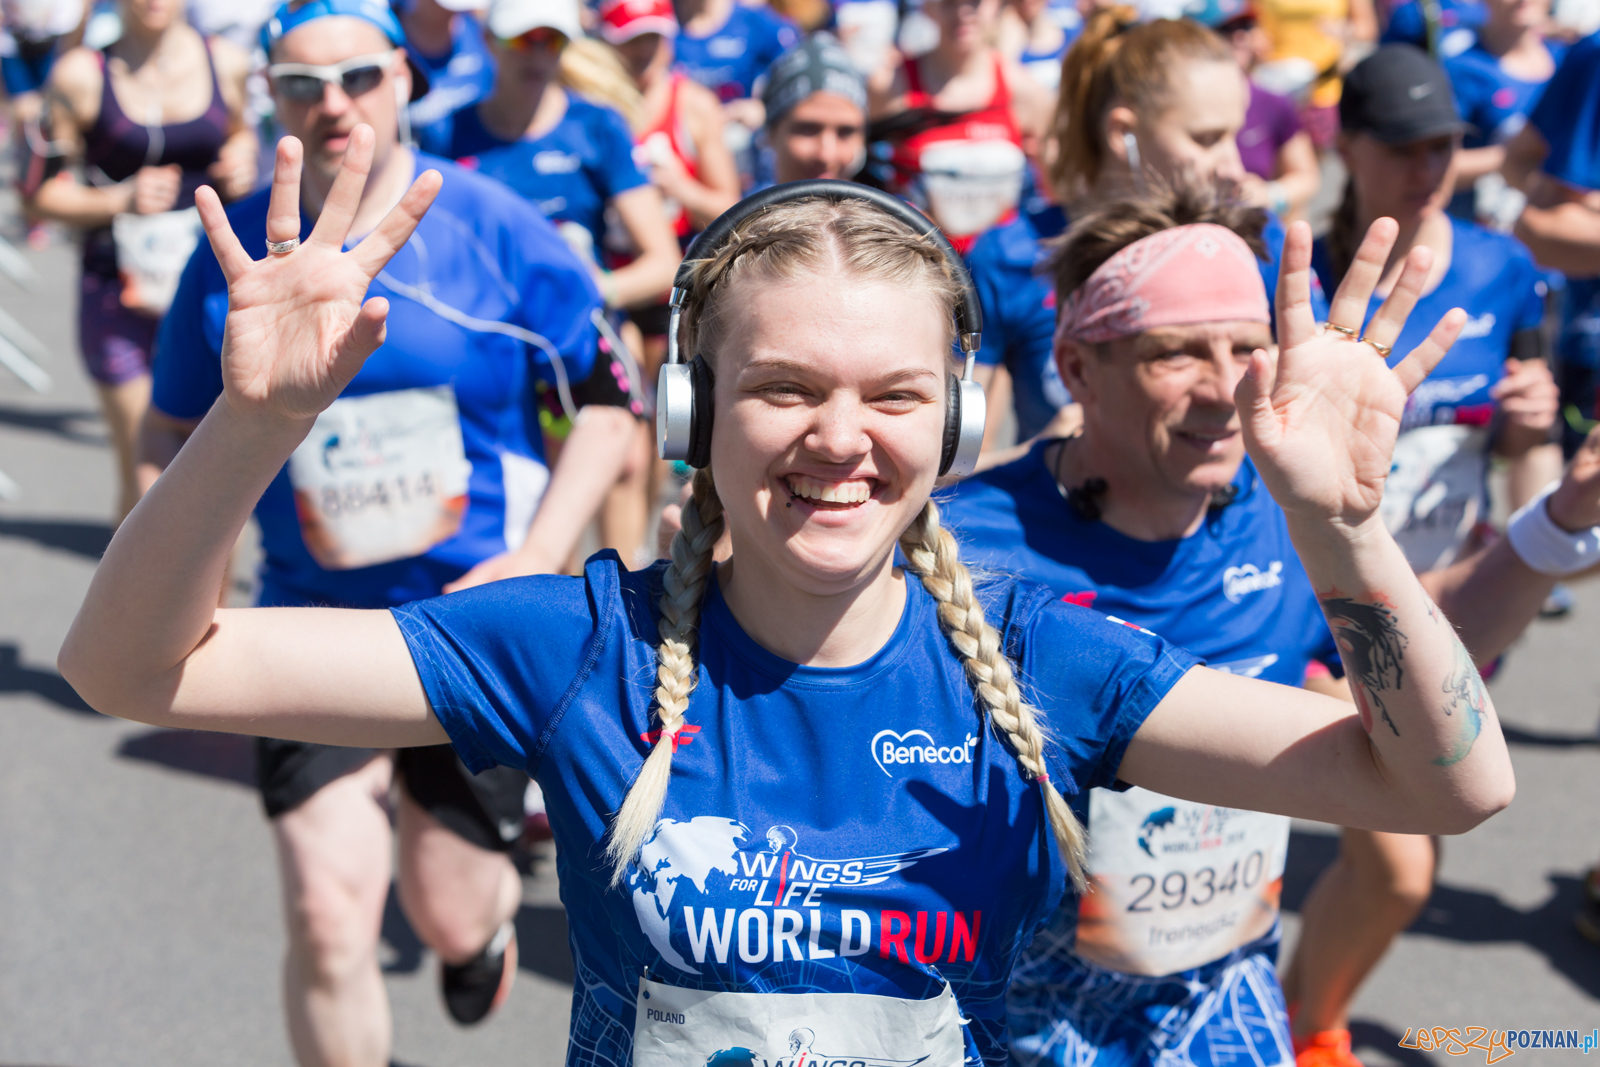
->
[605, 469, 726, 885]
[900, 501, 1090, 891]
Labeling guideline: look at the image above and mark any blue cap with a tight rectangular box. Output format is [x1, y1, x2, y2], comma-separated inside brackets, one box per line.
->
[261, 0, 407, 56]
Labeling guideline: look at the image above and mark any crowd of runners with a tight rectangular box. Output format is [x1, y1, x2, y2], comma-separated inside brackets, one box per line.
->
[5, 0, 1600, 1063]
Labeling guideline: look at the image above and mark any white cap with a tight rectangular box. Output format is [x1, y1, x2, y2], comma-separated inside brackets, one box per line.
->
[487, 0, 583, 39]
[432, 0, 486, 11]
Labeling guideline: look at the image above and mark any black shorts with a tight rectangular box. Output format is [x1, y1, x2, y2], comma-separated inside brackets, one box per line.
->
[255, 739, 527, 853]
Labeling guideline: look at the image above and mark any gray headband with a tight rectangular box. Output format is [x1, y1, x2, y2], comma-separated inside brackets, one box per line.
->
[761, 33, 867, 129]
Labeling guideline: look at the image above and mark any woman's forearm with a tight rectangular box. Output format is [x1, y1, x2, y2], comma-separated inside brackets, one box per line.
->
[28, 173, 130, 227]
[1454, 145, 1505, 188]
[58, 399, 313, 717]
[516, 406, 638, 569]
[1286, 516, 1513, 824]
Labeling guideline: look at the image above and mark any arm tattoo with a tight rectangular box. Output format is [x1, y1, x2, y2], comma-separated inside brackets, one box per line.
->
[1433, 639, 1488, 767]
[1321, 596, 1407, 737]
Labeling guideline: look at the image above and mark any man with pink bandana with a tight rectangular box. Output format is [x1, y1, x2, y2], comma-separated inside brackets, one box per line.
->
[940, 186, 1600, 1067]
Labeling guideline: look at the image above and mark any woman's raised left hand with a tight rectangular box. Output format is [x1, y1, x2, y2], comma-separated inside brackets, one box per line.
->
[1236, 218, 1466, 532]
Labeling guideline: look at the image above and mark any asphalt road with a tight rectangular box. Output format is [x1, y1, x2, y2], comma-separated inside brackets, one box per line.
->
[1, 231, 1597, 1067]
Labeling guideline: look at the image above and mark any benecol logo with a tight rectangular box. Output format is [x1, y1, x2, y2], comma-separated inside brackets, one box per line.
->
[872, 730, 978, 776]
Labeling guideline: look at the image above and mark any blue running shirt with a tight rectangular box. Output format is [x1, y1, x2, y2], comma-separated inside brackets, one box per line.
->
[1443, 40, 1566, 218]
[1382, 0, 1486, 57]
[939, 445, 1336, 1067]
[153, 153, 602, 609]
[446, 94, 650, 252]
[965, 215, 1071, 440]
[406, 12, 498, 158]
[1530, 33, 1600, 443]
[674, 4, 799, 102]
[1313, 218, 1546, 568]
[393, 553, 1199, 1066]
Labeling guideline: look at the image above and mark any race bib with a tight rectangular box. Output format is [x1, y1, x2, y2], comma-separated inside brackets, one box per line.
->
[632, 975, 966, 1067]
[112, 206, 202, 317]
[1073, 786, 1287, 976]
[1379, 424, 1490, 572]
[918, 141, 1025, 240]
[287, 386, 472, 570]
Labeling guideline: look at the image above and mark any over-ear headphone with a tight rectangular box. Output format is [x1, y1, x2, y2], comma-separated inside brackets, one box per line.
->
[657, 180, 986, 478]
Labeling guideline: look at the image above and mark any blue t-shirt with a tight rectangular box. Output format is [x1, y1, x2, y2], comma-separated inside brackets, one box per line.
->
[965, 215, 1071, 441]
[1444, 40, 1566, 217]
[446, 93, 650, 250]
[939, 446, 1333, 1067]
[674, 4, 799, 102]
[152, 153, 602, 609]
[392, 553, 1199, 1066]
[406, 12, 498, 158]
[1382, 0, 1486, 58]
[1312, 217, 1544, 430]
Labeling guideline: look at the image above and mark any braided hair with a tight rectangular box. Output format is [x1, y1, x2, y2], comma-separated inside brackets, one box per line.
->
[604, 198, 1089, 890]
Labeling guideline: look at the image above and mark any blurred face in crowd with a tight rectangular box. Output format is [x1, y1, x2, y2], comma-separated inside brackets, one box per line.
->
[615, 32, 672, 83]
[1341, 132, 1457, 228]
[121, 0, 184, 33]
[489, 25, 567, 94]
[1111, 58, 1248, 193]
[1221, 20, 1268, 72]
[771, 92, 866, 183]
[1060, 319, 1273, 497]
[927, 0, 1002, 53]
[1485, 0, 1550, 31]
[270, 19, 409, 185]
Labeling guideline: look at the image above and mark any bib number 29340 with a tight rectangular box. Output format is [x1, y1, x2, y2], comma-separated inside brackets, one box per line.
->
[287, 386, 472, 571]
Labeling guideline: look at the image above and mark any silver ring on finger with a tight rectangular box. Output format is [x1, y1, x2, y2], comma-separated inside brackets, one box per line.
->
[1361, 336, 1394, 358]
[266, 237, 300, 255]
[1323, 321, 1360, 339]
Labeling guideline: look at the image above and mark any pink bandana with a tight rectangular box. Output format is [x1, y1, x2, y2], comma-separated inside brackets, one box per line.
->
[1055, 223, 1270, 347]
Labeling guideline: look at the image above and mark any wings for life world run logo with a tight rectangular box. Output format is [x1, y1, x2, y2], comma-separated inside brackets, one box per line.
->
[1136, 804, 1245, 859]
[704, 1029, 932, 1067]
[626, 817, 980, 974]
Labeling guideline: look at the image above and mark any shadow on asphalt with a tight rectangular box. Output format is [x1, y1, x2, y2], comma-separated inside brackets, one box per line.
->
[1284, 830, 1600, 1000]
[116, 727, 256, 787]
[0, 516, 112, 559]
[0, 401, 104, 445]
[0, 642, 93, 712]
[380, 882, 575, 986]
[1499, 722, 1600, 748]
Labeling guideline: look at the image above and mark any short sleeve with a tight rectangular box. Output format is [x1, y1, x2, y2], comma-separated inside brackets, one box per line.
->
[1272, 96, 1301, 146]
[391, 561, 618, 774]
[151, 243, 227, 420]
[495, 191, 606, 384]
[1531, 36, 1600, 191]
[1013, 597, 1201, 795]
[594, 104, 650, 200]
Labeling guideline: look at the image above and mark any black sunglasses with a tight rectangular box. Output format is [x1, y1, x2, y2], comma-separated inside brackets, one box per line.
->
[269, 51, 393, 103]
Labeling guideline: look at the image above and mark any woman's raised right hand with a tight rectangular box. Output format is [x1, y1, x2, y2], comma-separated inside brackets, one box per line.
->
[193, 127, 441, 426]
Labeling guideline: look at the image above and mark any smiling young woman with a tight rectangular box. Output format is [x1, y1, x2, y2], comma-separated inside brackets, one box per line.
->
[58, 151, 1514, 1065]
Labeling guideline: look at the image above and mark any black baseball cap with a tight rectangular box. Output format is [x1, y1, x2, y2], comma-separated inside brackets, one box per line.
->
[1339, 45, 1469, 144]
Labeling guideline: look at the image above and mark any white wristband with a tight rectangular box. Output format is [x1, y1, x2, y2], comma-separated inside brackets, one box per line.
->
[1506, 480, 1600, 576]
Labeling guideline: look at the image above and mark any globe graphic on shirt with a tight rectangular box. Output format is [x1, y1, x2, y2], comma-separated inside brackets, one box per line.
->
[628, 816, 749, 974]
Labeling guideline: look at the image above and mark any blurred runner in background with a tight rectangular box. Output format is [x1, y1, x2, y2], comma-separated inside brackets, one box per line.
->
[23, 0, 253, 520]
[140, 2, 645, 1062]
[397, 0, 497, 157]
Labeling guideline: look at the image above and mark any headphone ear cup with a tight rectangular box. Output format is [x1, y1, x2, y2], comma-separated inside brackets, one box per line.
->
[939, 373, 962, 476]
[686, 354, 716, 469]
[656, 361, 695, 461]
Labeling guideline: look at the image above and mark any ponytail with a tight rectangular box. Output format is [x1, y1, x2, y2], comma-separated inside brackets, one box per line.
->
[1050, 8, 1234, 204]
[1327, 176, 1360, 287]
[561, 37, 647, 133]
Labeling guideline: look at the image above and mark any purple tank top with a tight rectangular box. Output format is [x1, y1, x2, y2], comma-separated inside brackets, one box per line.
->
[82, 41, 230, 278]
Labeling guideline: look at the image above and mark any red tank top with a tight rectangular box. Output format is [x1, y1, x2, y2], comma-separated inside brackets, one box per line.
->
[636, 73, 701, 240]
[888, 53, 1023, 190]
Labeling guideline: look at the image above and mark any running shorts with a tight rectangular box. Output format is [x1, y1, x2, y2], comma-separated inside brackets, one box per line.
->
[255, 739, 527, 853]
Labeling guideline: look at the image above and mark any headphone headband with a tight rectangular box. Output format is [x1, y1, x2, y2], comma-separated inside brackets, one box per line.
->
[665, 180, 983, 366]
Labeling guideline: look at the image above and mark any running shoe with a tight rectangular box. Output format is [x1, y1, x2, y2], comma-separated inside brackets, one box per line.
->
[441, 921, 517, 1025]
[1294, 1029, 1365, 1067]
[1575, 868, 1600, 945]
[1541, 584, 1576, 619]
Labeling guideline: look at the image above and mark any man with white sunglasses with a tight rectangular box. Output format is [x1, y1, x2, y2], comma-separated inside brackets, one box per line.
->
[137, 1, 645, 1062]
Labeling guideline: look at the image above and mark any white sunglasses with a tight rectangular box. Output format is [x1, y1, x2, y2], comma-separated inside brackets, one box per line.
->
[268, 51, 396, 103]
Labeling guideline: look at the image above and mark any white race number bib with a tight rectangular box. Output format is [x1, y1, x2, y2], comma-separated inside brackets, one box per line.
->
[632, 975, 965, 1067]
[287, 386, 472, 570]
[1073, 786, 1287, 976]
[1379, 424, 1490, 572]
